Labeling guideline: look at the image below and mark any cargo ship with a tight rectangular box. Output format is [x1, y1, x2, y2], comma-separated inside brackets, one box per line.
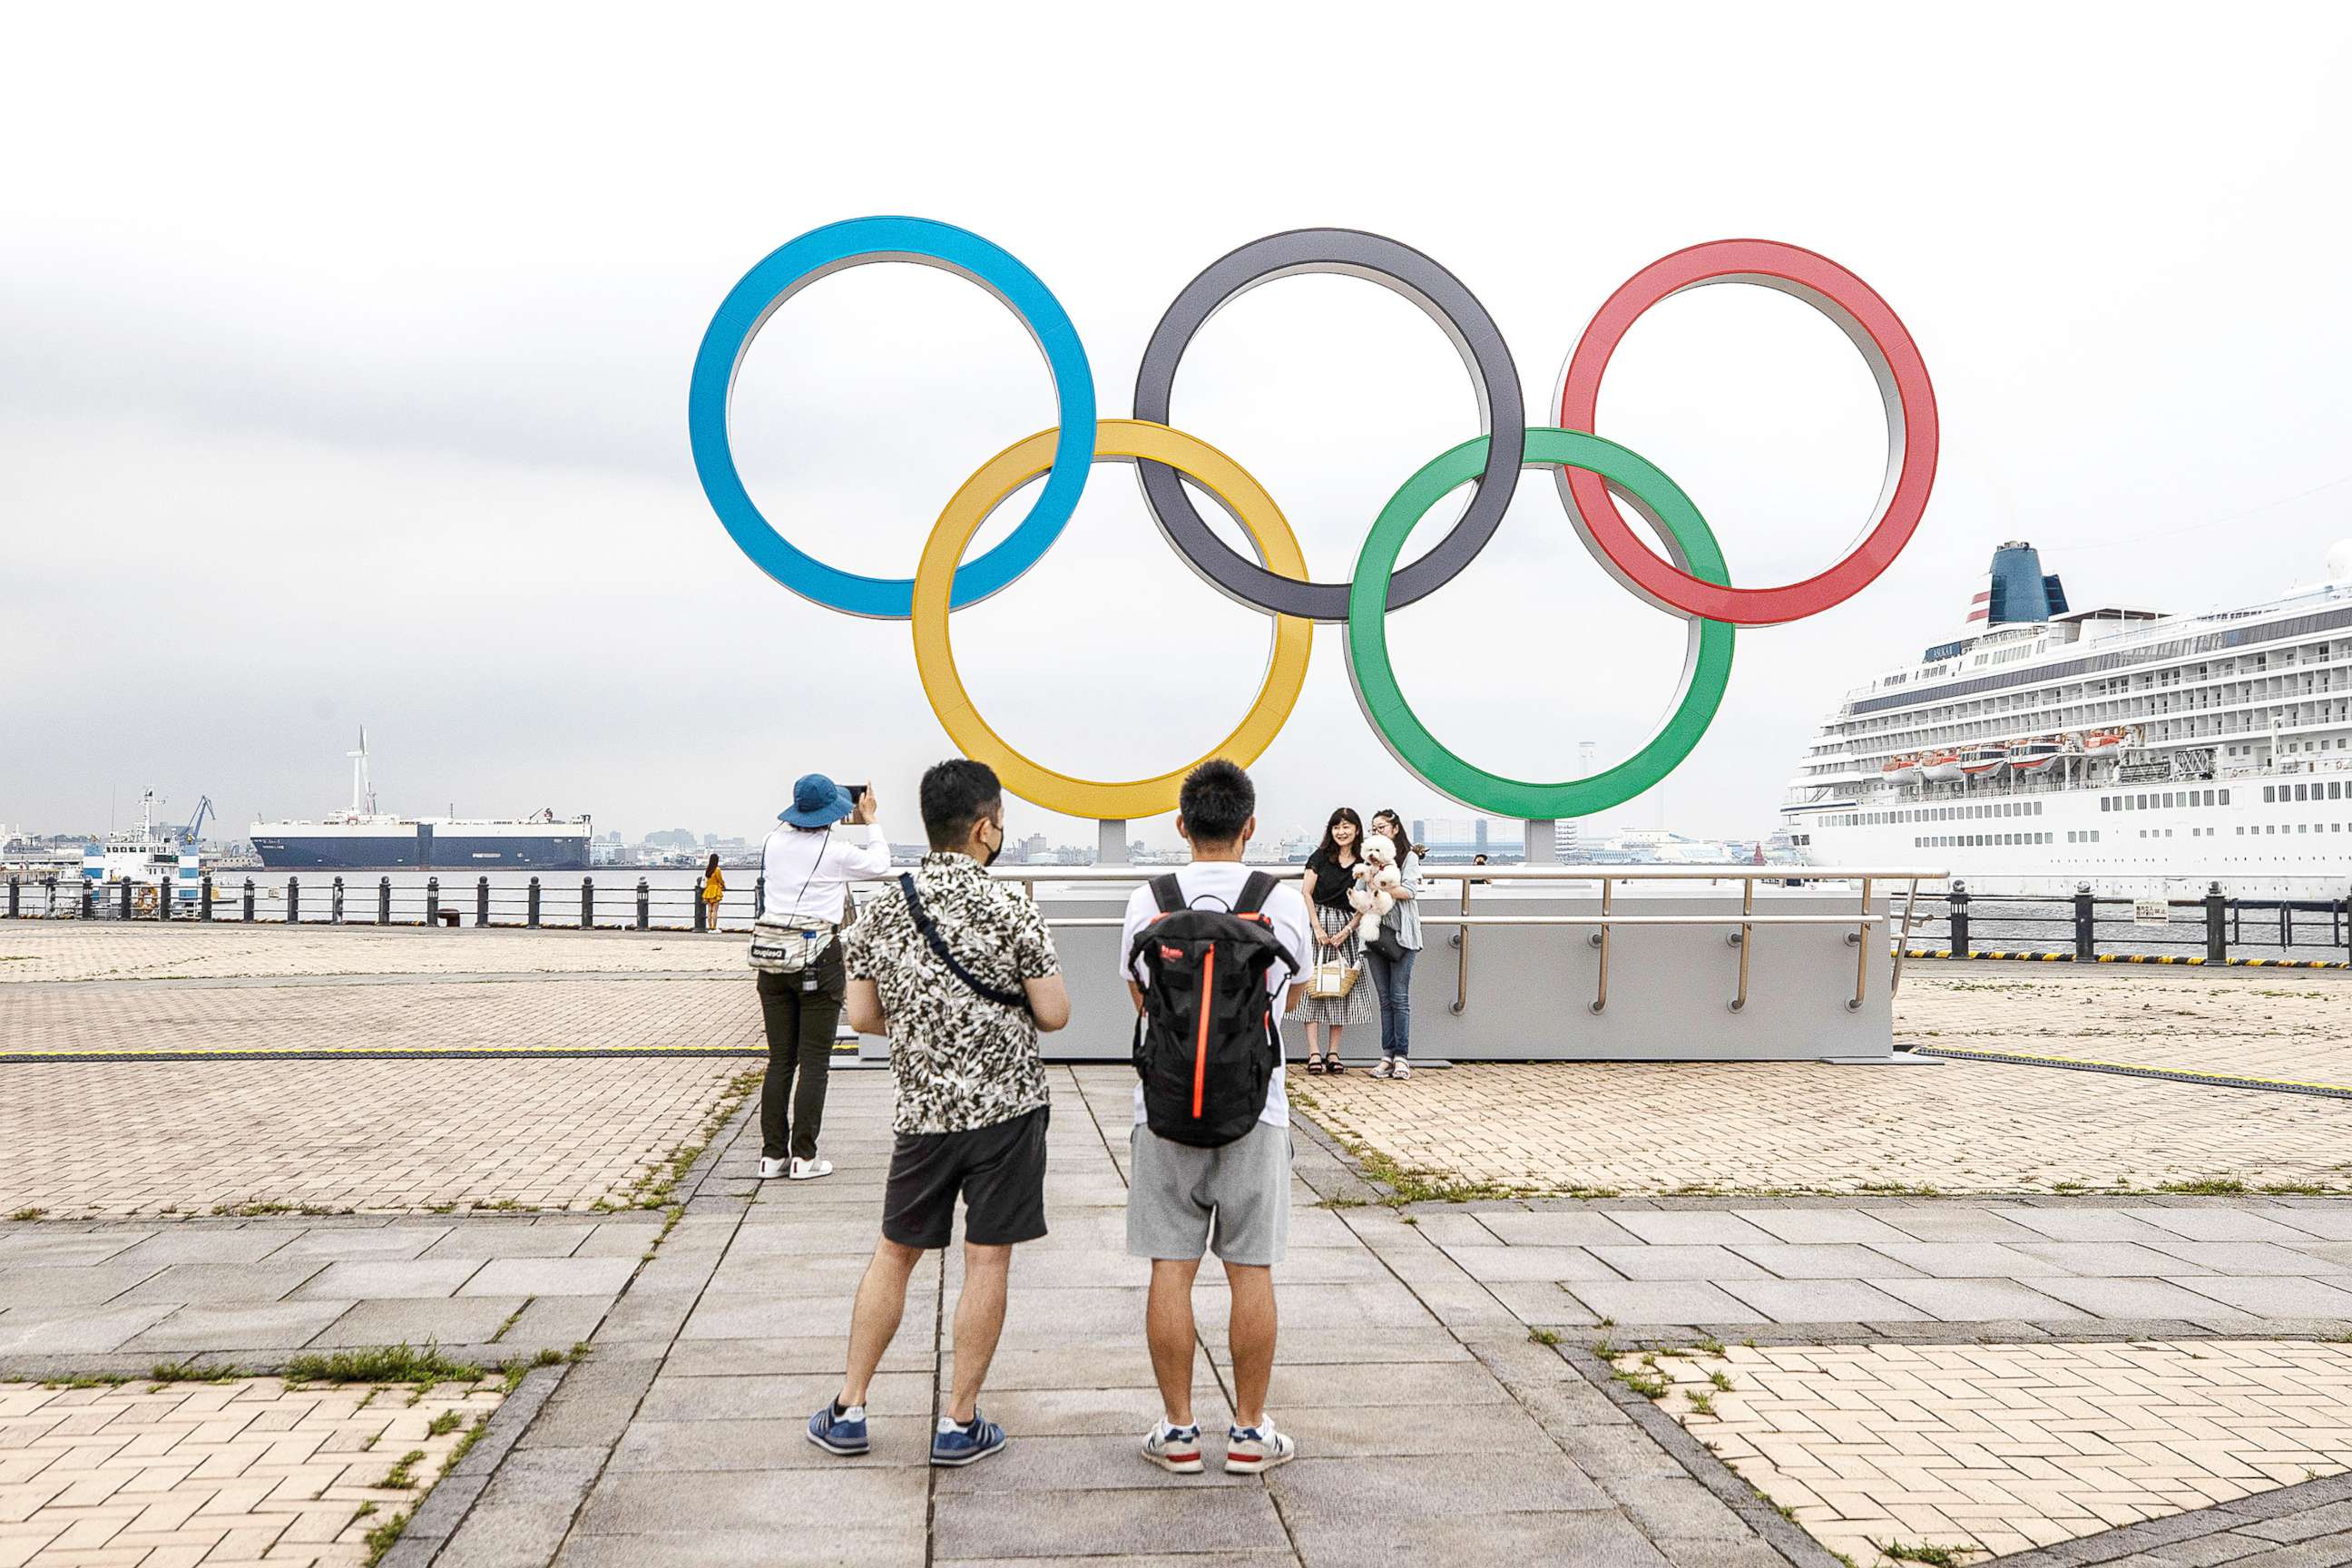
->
[249, 732, 591, 870]
[1783, 539, 2352, 897]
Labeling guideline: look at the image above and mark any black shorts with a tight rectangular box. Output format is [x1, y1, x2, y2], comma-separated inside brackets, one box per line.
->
[882, 1104, 1050, 1250]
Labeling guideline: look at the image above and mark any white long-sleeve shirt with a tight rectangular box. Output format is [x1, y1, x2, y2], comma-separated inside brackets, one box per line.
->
[759, 822, 892, 924]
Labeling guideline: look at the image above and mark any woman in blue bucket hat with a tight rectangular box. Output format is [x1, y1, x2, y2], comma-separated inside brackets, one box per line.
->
[751, 773, 890, 1181]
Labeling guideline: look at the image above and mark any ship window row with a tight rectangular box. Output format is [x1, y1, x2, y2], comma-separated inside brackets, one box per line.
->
[1851, 605, 2352, 718]
[1823, 799, 2048, 828]
[1914, 832, 2058, 848]
[2064, 830, 2103, 843]
[2237, 823, 2346, 835]
[2102, 789, 2230, 811]
[2264, 782, 2347, 802]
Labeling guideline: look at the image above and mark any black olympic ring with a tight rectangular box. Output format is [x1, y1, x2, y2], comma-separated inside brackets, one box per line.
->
[1131, 228, 1524, 622]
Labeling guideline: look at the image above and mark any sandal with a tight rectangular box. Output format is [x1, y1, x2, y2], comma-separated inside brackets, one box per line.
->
[1326, 1058, 1347, 1075]
[1305, 1057, 1327, 1074]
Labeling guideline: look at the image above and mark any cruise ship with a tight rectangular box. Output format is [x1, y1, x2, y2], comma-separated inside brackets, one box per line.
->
[250, 733, 592, 871]
[1783, 540, 2352, 897]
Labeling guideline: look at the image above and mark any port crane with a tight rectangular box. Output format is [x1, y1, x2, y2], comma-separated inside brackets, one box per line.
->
[172, 796, 215, 848]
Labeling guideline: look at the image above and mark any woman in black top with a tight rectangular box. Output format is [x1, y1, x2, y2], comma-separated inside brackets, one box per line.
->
[1290, 807, 1374, 1071]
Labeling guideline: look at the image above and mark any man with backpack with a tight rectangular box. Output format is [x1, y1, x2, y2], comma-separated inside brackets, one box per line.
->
[807, 760, 1071, 1469]
[1121, 759, 1310, 1475]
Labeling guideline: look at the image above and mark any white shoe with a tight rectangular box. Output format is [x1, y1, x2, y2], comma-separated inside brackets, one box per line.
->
[1224, 1420, 1295, 1474]
[1369, 1058, 1393, 1079]
[1391, 1061, 1411, 1080]
[758, 1157, 789, 1180]
[788, 1157, 834, 1181]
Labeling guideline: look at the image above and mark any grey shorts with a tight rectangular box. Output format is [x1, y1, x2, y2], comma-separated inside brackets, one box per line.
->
[1126, 1118, 1292, 1268]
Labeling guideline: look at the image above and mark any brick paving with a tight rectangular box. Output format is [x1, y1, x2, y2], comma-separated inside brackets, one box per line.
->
[0, 1059, 747, 1219]
[1621, 1338, 2352, 1566]
[0, 1376, 501, 1567]
[0, 925, 741, 986]
[1298, 961, 2352, 1197]
[1896, 963, 2352, 1086]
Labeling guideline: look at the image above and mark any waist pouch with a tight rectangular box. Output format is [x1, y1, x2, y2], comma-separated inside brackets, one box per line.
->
[750, 919, 836, 975]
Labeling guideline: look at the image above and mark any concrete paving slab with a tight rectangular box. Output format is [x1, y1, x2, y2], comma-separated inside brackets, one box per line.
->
[115, 1260, 327, 1304]
[1867, 1241, 2081, 1277]
[1867, 1205, 2050, 1242]
[1467, 1212, 1637, 1250]
[2165, 1275, 2352, 1317]
[2128, 1208, 2318, 1243]
[309, 1295, 525, 1346]
[555, 1529, 927, 1567]
[2007, 1241, 2223, 1276]
[268, 1227, 452, 1260]
[1414, 1244, 1626, 1284]
[1997, 1208, 2200, 1244]
[291, 1257, 485, 1298]
[0, 1230, 155, 1267]
[974, 1386, 1231, 1436]
[423, 1223, 597, 1259]
[1587, 1245, 1775, 1282]
[0, 1262, 162, 1308]
[1564, 1279, 1770, 1326]
[609, 1418, 928, 1474]
[1602, 1212, 1778, 1247]
[2149, 1241, 2348, 1274]
[928, 1485, 1287, 1558]
[122, 1299, 354, 1351]
[574, 1465, 930, 1536]
[104, 1229, 301, 1267]
[1727, 1242, 1926, 1279]
[634, 1372, 933, 1424]
[1718, 1278, 1935, 1323]
[1866, 1276, 2089, 1321]
[2023, 1276, 2269, 1321]
[1269, 1451, 1612, 1521]
[459, 1257, 639, 1298]
[0, 1301, 176, 1353]
[1730, 1209, 1916, 1246]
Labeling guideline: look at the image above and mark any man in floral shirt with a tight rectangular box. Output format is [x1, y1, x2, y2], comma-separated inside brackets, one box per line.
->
[807, 760, 1069, 1470]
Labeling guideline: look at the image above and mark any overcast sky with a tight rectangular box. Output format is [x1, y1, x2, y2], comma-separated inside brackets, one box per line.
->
[6, 4, 2349, 849]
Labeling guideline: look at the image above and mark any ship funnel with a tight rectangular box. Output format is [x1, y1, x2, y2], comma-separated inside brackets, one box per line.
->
[1964, 540, 2069, 636]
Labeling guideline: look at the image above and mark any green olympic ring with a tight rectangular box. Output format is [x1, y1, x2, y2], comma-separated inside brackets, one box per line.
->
[1345, 427, 1737, 818]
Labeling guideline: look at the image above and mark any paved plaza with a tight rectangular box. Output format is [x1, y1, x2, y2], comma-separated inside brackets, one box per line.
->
[4, 924, 2352, 1564]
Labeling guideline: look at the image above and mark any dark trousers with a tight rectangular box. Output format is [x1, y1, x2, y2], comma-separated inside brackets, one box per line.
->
[757, 943, 845, 1161]
[1365, 945, 1417, 1058]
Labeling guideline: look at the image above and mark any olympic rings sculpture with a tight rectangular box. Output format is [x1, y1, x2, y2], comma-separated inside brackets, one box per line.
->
[688, 216, 1936, 823]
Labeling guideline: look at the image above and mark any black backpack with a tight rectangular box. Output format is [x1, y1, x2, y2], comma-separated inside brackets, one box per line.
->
[1128, 872, 1298, 1148]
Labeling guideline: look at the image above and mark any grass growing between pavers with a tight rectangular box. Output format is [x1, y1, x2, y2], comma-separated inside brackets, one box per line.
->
[0, 1370, 505, 1566]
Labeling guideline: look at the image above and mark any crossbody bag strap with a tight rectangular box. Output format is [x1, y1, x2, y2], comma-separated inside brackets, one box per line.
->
[898, 872, 1030, 1013]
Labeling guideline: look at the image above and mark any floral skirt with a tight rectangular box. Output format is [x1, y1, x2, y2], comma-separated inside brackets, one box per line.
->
[1289, 901, 1376, 1028]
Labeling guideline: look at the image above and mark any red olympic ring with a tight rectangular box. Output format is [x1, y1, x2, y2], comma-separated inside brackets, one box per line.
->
[1554, 239, 1938, 627]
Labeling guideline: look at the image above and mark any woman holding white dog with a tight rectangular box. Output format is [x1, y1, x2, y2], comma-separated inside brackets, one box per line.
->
[1365, 809, 1426, 1079]
[1292, 807, 1374, 1073]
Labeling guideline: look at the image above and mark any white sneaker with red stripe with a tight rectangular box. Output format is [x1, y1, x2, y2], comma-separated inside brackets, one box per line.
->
[1223, 1421, 1296, 1473]
[1142, 1419, 1203, 1474]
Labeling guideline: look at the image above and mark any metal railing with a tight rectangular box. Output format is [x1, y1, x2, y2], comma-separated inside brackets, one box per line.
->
[1898, 881, 2352, 963]
[992, 864, 1943, 1016]
[5, 863, 1951, 1006]
[1, 873, 774, 934]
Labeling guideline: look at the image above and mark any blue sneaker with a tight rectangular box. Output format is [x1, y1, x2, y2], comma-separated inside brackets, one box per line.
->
[931, 1408, 1007, 1467]
[807, 1400, 868, 1456]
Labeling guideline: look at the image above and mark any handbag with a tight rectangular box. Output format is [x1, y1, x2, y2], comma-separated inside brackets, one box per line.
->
[1306, 958, 1359, 999]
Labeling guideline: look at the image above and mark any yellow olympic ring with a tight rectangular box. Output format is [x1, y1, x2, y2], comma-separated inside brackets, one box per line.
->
[912, 419, 1313, 820]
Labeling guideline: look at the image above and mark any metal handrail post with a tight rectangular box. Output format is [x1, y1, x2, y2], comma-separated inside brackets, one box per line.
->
[1730, 879, 1754, 1012]
[1590, 877, 1612, 1014]
[1450, 875, 1472, 1016]
[1850, 877, 1873, 1012]
[1889, 877, 1920, 995]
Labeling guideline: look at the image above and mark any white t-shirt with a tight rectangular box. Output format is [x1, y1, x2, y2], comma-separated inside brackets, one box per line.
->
[760, 822, 892, 924]
[1120, 862, 1311, 1130]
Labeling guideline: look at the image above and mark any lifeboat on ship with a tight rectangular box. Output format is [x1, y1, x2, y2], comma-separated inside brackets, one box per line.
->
[1956, 744, 2010, 779]
[1918, 749, 1965, 784]
[1880, 755, 1925, 787]
[2008, 737, 2065, 776]
[2081, 726, 2130, 755]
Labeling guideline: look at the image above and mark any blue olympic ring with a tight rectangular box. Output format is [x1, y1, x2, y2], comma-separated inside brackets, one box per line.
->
[686, 216, 1097, 620]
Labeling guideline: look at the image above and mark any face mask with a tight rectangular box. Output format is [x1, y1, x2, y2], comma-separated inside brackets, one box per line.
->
[981, 820, 1004, 867]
